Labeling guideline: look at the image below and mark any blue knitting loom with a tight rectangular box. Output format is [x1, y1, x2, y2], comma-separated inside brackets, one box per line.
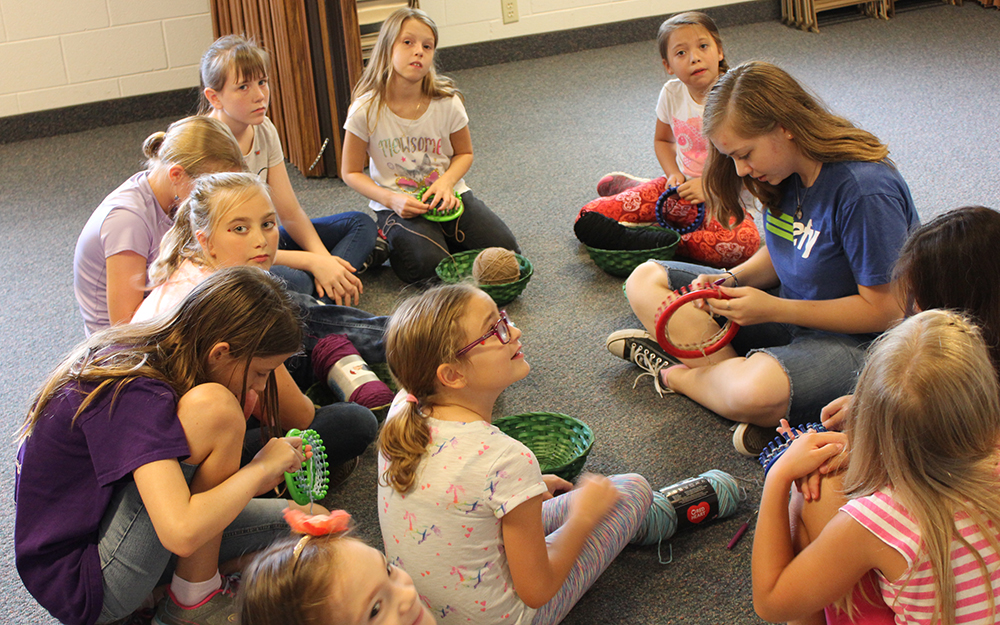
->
[758, 422, 829, 476]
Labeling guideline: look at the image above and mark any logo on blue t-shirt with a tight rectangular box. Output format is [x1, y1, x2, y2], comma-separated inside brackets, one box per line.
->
[766, 212, 822, 259]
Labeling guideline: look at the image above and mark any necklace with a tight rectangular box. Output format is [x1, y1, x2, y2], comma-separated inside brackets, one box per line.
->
[794, 178, 806, 221]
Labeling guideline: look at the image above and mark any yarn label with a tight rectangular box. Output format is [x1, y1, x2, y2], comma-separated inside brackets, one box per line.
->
[662, 476, 719, 532]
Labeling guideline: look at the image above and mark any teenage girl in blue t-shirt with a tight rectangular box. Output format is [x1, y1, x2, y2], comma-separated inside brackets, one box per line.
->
[607, 61, 919, 453]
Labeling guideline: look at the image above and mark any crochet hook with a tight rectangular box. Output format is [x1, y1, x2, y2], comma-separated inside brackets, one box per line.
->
[726, 509, 758, 550]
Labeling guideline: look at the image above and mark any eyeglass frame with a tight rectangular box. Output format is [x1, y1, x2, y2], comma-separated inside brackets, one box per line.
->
[456, 310, 514, 357]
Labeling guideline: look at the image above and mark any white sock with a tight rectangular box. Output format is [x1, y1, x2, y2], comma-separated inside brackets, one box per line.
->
[170, 571, 222, 607]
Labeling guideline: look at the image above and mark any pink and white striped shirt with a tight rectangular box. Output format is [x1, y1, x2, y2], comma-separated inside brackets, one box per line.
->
[841, 490, 1000, 624]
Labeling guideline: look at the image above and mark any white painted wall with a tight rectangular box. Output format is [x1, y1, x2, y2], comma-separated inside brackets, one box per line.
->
[0, 0, 736, 118]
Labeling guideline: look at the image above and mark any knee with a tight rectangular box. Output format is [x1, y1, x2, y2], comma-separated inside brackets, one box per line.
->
[612, 473, 654, 510]
[310, 403, 378, 459]
[626, 261, 670, 295]
[349, 212, 378, 238]
[725, 367, 790, 424]
[177, 384, 247, 458]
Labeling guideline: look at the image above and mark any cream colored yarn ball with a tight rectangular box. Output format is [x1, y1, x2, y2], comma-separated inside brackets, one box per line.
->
[472, 247, 520, 285]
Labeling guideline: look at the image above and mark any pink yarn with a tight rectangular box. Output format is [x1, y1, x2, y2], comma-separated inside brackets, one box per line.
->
[312, 334, 393, 410]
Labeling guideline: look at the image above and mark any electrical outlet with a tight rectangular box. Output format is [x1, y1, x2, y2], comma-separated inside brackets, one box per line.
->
[502, 0, 518, 24]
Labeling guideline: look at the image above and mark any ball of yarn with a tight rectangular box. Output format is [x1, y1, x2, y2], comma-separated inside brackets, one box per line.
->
[472, 248, 520, 285]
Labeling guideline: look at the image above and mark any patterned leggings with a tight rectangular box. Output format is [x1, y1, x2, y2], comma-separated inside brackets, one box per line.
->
[531, 474, 653, 625]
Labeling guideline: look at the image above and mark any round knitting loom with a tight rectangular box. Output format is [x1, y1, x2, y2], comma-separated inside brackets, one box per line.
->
[654, 285, 740, 359]
[418, 187, 465, 222]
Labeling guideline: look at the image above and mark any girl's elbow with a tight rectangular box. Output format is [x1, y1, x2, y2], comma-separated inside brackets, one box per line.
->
[753, 592, 793, 623]
[158, 527, 202, 558]
[515, 587, 551, 610]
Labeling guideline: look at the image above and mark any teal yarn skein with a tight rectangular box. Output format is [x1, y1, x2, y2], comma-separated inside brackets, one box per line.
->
[632, 469, 744, 549]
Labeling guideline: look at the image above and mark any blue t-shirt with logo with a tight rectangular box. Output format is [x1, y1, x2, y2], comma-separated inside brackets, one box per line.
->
[762, 160, 919, 304]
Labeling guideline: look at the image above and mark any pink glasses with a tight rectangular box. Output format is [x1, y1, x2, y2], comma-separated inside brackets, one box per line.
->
[456, 311, 514, 357]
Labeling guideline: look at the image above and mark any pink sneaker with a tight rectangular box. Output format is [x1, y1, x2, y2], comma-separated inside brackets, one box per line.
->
[596, 172, 650, 197]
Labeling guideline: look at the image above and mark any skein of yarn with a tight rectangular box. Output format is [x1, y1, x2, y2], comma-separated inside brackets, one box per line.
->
[631, 469, 743, 550]
[472, 247, 520, 285]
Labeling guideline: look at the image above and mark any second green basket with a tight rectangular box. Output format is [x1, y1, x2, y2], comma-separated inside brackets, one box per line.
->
[585, 226, 680, 278]
[435, 249, 534, 306]
[492, 412, 594, 481]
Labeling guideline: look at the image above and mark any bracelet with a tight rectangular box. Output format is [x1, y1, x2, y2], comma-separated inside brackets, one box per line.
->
[723, 270, 739, 287]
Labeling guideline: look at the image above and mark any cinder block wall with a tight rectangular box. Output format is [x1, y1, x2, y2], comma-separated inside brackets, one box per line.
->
[0, 0, 213, 117]
[0, 0, 737, 119]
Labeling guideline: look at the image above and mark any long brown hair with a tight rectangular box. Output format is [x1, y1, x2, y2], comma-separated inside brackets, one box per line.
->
[378, 284, 479, 493]
[21, 267, 302, 441]
[894, 206, 1000, 370]
[701, 61, 889, 224]
[350, 8, 461, 135]
[842, 310, 1000, 625]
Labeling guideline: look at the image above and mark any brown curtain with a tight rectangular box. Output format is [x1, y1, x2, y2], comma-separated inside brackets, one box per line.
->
[210, 0, 361, 178]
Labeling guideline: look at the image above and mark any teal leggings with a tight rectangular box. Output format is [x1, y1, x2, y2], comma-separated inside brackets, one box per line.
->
[532, 474, 653, 625]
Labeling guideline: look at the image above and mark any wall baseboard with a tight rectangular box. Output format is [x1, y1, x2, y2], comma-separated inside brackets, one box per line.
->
[437, 0, 778, 71]
[0, 0, 776, 144]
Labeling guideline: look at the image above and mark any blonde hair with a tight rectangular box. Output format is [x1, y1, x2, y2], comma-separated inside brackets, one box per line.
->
[656, 12, 729, 73]
[840, 309, 1000, 625]
[141, 116, 245, 176]
[701, 61, 890, 224]
[198, 34, 270, 115]
[238, 533, 356, 625]
[21, 267, 302, 442]
[350, 8, 462, 135]
[149, 172, 273, 286]
[378, 284, 480, 493]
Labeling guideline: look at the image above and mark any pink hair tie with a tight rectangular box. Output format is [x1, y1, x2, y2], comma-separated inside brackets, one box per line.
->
[404, 393, 419, 404]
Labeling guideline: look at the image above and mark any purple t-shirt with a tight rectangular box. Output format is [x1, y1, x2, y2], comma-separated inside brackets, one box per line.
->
[73, 171, 175, 336]
[14, 377, 189, 625]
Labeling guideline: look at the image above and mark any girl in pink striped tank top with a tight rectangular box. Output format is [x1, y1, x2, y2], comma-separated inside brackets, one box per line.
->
[752, 309, 1000, 625]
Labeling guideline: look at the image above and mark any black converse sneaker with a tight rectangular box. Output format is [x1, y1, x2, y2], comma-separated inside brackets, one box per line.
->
[606, 329, 681, 396]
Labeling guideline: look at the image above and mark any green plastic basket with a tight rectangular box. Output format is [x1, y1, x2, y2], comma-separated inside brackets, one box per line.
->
[585, 226, 680, 278]
[435, 249, 534, 306]
[492, 412, 594, 481]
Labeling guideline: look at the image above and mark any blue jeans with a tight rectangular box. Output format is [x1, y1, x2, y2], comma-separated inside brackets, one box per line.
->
[272, 212, 377, 297]
[653, 260, 871, 425]
[96, 463, 288, 623]
[376, 190, 520, 284]
[283, 290, 388, 365]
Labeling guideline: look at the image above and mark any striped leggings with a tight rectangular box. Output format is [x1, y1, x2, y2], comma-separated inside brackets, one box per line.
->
[531, 473, 653, 625]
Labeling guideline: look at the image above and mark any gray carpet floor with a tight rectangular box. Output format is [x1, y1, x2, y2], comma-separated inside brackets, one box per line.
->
[2, 3, 999, 623]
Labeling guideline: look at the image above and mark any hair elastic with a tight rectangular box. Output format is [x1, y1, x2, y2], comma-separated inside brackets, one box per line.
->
[404, 393, 419, 404]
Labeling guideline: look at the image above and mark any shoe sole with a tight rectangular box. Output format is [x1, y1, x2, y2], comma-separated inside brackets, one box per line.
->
[732, 423, 771, 458]
[605, 329, 653, 359]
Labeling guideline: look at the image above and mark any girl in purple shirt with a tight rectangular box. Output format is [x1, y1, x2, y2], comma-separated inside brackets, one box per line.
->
[16, 267, 319, 625]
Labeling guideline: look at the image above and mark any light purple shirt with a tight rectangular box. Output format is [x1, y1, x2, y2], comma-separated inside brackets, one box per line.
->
[73, 171, 174, 335]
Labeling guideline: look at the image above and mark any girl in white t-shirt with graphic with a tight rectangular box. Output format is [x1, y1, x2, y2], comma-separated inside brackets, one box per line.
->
[341, 8, 519, 284]
[377, 284, 653, 623]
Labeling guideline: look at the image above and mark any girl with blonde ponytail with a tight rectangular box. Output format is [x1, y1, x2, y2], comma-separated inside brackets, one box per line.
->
[378, 284, 653, 624]
[133, 171, 382, 477]
[73, 115, 244, 335]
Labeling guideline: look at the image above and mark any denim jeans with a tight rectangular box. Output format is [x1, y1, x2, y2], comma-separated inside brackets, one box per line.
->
[272, 211, 378, 297]
[376, 190, 520, 284]
[652, 260, 870, 425]
[283, 290, 388, 366]
[96, 463, 288, 623]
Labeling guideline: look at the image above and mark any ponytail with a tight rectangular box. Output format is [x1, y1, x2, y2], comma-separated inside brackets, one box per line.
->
[378, 401, 431, 493]
[377, 284, 479, 494]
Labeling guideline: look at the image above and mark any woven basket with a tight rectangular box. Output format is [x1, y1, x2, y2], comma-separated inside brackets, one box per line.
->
[492, 412, 594, 481]
[435, 249, 533, 306]
[585, 227, 680, 278]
